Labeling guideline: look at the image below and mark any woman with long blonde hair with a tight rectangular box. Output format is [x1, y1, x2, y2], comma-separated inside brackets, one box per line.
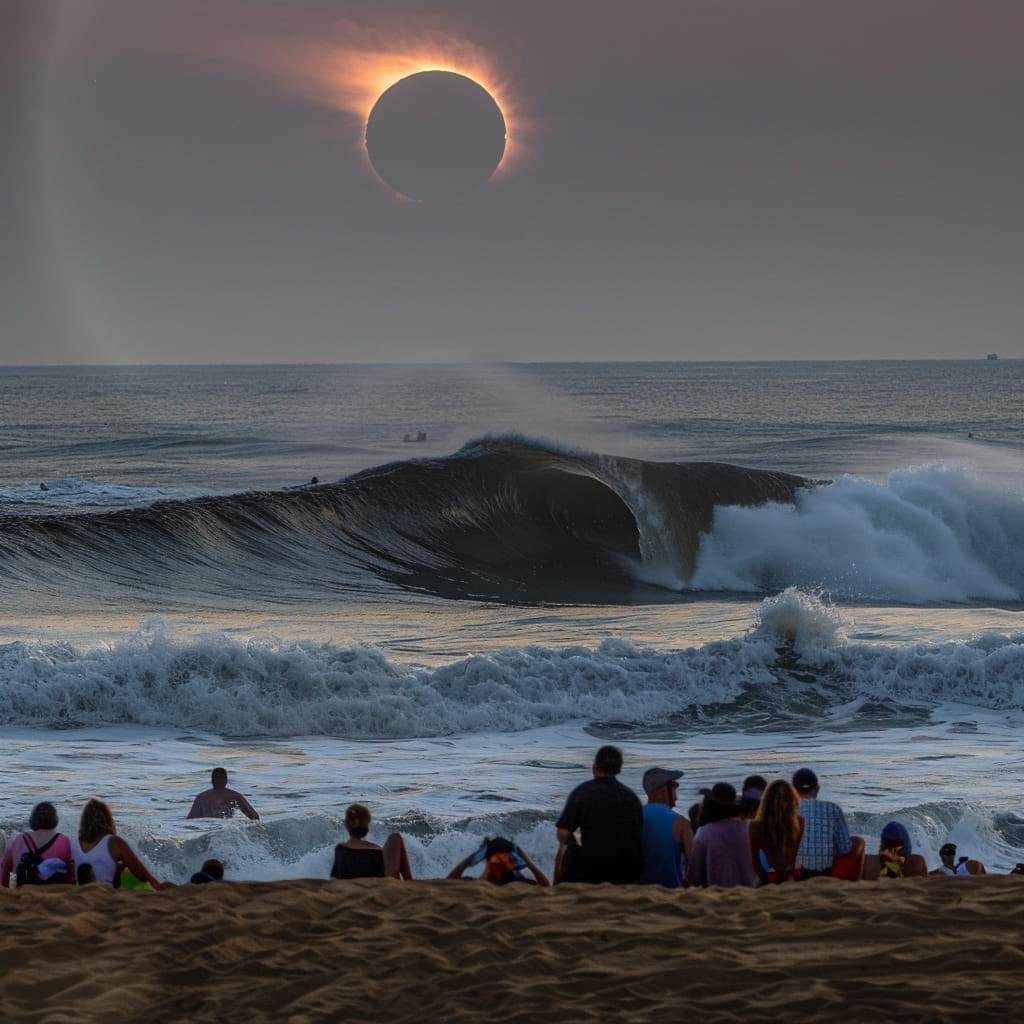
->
[74, 799, 161, 889]
[748, 780, 804, 884]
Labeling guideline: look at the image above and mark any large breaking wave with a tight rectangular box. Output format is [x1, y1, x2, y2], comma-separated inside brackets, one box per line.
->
[0, 437, 804, 608]
[3, 591, 1024, 737]
[0, 436, 1022, 607]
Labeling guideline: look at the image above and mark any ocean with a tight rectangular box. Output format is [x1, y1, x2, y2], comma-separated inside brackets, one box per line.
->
[2, 360, 1023, 881]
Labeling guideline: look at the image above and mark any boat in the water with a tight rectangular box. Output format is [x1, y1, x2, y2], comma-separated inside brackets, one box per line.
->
[986, 353, 999, 360]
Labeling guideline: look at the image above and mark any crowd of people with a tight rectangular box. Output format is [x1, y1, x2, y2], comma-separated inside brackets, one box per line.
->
[3, 752, 1016, 892]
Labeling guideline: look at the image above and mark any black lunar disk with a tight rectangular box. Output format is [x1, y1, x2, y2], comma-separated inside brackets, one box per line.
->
[365, 70, 507, 201]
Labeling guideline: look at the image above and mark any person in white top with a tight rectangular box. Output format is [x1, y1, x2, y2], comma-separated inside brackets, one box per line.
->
[74, 799, 161, 889]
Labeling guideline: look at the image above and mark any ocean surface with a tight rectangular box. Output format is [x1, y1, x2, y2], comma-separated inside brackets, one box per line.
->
[2, 361, 1023, 881]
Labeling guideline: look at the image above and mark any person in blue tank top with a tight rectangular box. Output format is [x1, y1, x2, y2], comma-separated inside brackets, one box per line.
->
[638, 766, 694, 887]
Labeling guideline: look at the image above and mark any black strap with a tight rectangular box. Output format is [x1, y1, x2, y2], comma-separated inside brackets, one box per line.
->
[24, 833, 60, 859]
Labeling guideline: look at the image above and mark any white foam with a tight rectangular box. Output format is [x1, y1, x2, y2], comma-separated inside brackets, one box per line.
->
[690, 464, 1024, 602]
[0, 623, 772, 737]
[3, 595, 1024, 737]
[749, 586, 847, 646]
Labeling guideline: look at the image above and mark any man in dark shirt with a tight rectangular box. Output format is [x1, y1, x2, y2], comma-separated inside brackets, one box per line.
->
[555, 745, 643, 884]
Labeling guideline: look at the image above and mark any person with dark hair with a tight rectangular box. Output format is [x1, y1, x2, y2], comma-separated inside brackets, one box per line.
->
[637, 767, 693, 888]
[687, 802, 703, 832]
[687, 783, 758, 888]
[74, 798, 161, 889]
[331, 803, 413, 880]
[931, 842, 987, 877]
[740, 774, 768, 819]
[791, 768, 864, 879]
[555, 745, 643, 884]
[861, 822, 928, 879]
[748, 780, 804, 884]
[1, 802, 75, 887]
[448, 836, 550, 886]
[187, 767, 260, 821]
[191, 858, 225, 884]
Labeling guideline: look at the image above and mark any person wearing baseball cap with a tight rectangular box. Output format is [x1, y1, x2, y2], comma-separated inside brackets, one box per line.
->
[637, 767, 693, 888]
[791, 768, 864, 879]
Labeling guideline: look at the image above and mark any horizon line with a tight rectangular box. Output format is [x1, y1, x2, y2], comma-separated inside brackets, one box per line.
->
[0, 356, 1020, 370]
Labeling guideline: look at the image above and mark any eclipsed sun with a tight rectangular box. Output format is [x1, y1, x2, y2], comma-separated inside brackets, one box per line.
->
[187, 23, 520, 201]
[365, 70, 507, 201]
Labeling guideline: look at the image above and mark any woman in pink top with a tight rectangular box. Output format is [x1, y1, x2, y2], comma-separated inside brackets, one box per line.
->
[74, 799, 161, 889]
[686, 783, 759, 888]
[1, 802, 75, 887]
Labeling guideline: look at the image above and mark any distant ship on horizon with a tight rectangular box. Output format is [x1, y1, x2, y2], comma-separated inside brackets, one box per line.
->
[986, 353, 999, 360]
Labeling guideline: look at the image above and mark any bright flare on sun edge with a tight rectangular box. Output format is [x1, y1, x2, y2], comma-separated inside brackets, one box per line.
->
[186, 22, 522, 180]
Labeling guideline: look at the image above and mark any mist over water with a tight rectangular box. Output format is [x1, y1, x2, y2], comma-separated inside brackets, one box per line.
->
[2, 362, 1023, 877]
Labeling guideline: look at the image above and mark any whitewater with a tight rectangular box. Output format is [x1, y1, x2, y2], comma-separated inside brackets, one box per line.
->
[2, 361, 1023, 880]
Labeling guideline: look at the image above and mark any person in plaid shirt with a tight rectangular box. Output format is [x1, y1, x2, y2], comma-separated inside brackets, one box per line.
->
[792, 768, 864, 878]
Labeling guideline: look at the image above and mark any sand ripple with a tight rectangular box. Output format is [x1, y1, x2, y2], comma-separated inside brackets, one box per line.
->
[2, 878, 1023, 1023]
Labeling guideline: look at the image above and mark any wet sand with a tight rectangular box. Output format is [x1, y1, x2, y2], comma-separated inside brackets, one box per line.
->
[2, 877, 1023, 1023]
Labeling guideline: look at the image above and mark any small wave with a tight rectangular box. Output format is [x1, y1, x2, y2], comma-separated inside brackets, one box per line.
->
[143, 801, 1024, 882]
[2, 594, 1024, 738]
[10, 796, 1019, 884]
[108, 810, 561, 884]
[0, 478, 211, 518]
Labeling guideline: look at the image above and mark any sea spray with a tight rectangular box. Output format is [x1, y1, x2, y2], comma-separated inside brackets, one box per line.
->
[749, 587, 847, 647]
[691, 464, 1024, 602]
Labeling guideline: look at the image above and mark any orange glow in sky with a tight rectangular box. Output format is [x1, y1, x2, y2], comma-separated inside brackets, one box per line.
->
[188, 21, 521, 179]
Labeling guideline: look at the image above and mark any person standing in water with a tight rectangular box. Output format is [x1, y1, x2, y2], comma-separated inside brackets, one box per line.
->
[187, 768, 260, 821]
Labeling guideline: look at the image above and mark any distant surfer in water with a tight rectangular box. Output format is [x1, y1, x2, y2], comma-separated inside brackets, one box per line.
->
[186, 767, 260, 820]
[310, 476, 319, 485]
[39, 482, 49, 491]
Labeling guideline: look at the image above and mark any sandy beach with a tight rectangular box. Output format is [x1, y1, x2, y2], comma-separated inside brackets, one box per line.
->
[3, 877, 1023, 1023]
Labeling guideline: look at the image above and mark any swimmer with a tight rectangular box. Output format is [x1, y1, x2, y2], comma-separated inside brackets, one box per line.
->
[186, 768, 260, 821]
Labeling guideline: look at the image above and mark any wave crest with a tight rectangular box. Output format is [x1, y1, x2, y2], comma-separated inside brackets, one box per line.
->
[0, 436, 805, 608]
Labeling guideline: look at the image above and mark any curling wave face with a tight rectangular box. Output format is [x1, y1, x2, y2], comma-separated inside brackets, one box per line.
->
[0, 437, 805, 609]
[1, 436, 1022, 609]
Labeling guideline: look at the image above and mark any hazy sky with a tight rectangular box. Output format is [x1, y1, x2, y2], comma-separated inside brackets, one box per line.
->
[3, 0, 1022, 363]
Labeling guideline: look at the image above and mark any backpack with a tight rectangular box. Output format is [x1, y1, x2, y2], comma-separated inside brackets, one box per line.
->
[14, 833, 61, 887]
